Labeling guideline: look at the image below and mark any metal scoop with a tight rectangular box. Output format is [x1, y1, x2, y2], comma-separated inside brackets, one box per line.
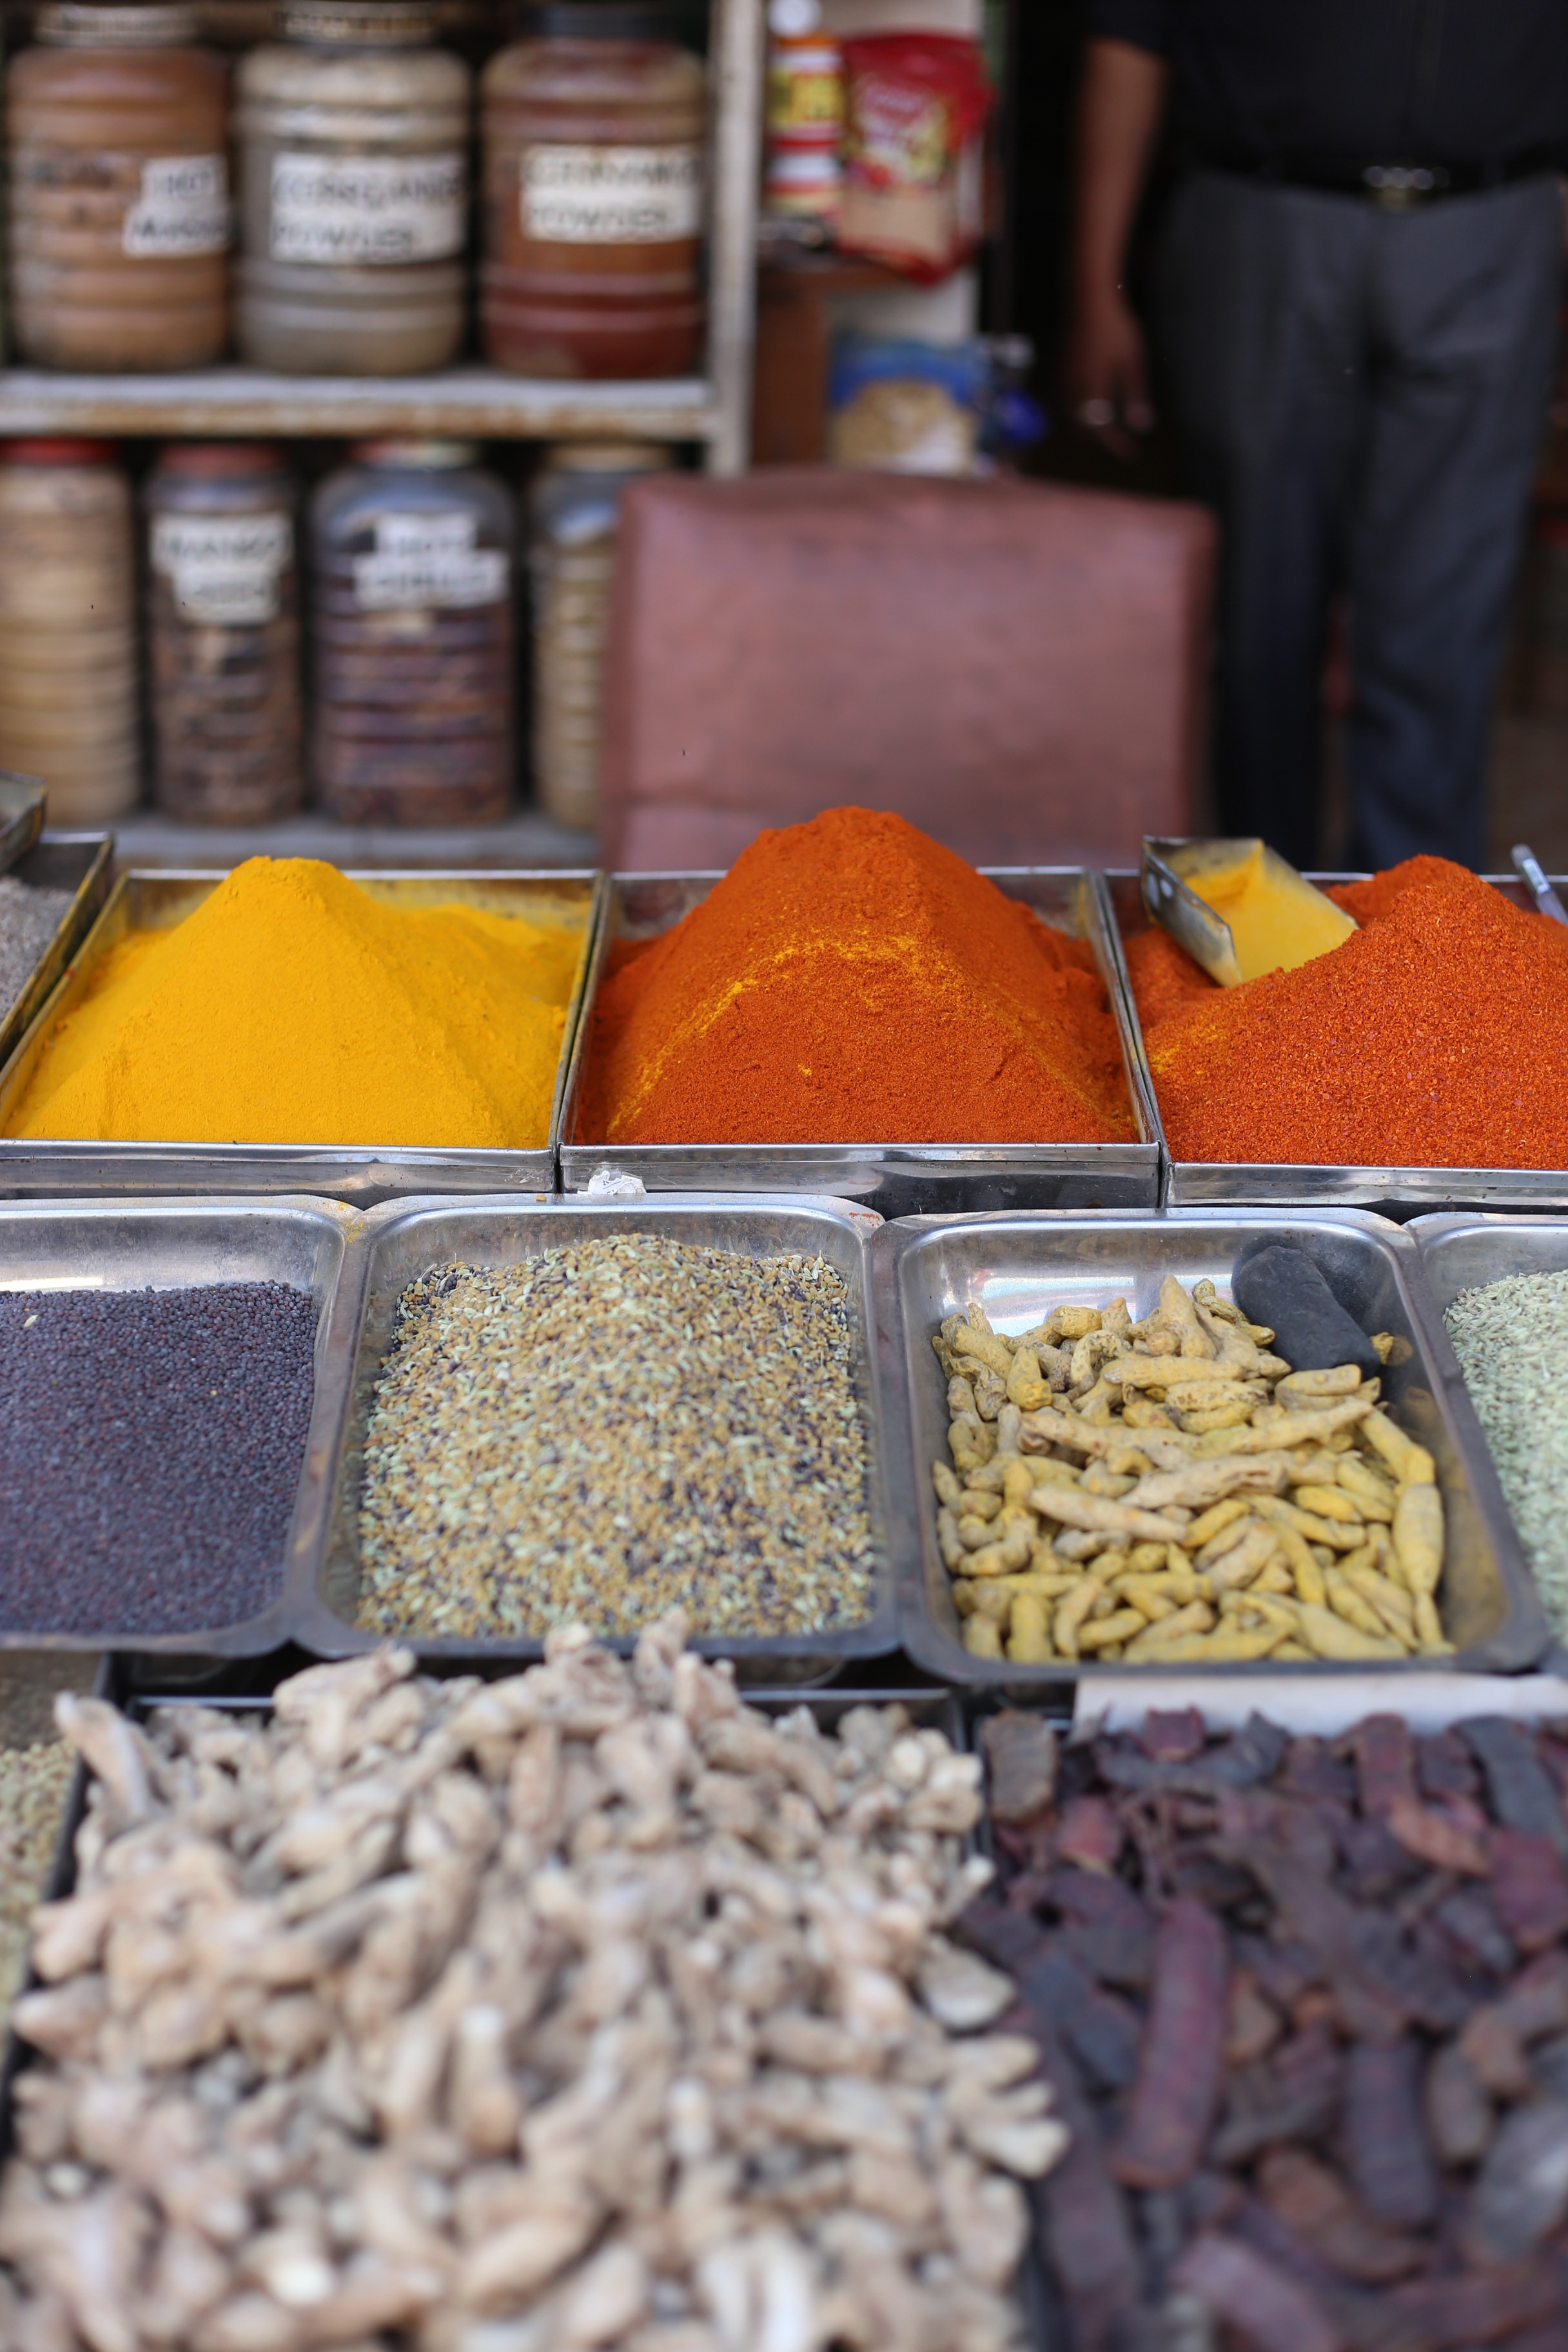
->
[1511, 843, 1568, 928]
[0, 773, 46, 880]
[1141, 836, 1357, 988]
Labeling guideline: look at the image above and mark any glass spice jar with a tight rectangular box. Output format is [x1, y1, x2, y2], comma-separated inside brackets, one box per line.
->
[235, 0, 470, 375]
[481, 3, 707, 380]
[6, 2, 230, 372]
[145, 444, 302, 824]
[310, 440, 516, 825]
[528, 440, 668, 830]
[0, 439, 140, 824]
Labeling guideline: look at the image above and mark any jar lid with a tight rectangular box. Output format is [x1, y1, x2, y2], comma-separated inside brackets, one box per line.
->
[352, 438, 478, 467]
[769, 0, 822, 32]
[0, 437, 118, 465]
[543, 440, 673, 472]
[514, 2, 681, 40]
[153, 443, 286, 480]
[277, 0, 435, 44]
[35, 1, 197, 43]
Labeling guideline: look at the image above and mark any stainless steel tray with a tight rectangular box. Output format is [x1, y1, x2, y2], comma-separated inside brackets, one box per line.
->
[1409, 1212, 1568, 1665]
[0, 1654, 105, 2164]
[287, 1191, 902, 1669]
[557, 870, 1162, 1216]
[0, 833, 113, 1081]
[0, 1195, 360, 1652]
[1105, 870, 1568, 1215]
[0, 868, 604, 1204]
[877, 1206, 1549, 1687]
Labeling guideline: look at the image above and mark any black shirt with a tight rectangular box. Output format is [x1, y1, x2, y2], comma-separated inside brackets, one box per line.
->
[1085, 0, 1568, 170]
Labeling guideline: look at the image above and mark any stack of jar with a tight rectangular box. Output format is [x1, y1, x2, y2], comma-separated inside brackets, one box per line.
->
[3, 0, 710, 380]
[0, 441, 141, 824]
[0, 433, 649, 832]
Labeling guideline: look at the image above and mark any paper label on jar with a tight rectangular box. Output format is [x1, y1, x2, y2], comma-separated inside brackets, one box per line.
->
[122, 155, 231, 258]
[269, 152, 466, 265]
[352, 512, 507, 610]
[521, 144, 703, 243]
[151, 514, 293, 626]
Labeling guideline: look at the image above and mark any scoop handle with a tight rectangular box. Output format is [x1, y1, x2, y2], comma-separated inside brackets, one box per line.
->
[1511, 843, 1568, 928]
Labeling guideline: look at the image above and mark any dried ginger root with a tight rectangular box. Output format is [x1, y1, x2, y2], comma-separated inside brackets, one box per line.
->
[0, 1621, 1064, 2352]
[932, 1285, 1449, 1666]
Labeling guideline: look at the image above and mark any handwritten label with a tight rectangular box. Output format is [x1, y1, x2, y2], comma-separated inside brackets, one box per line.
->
[270, 152, 466, 264]
[522, 144, 702, 243]
[122, 155, 230, 257]
[353, 512, 507, 609]
[151, 513, 293, 625]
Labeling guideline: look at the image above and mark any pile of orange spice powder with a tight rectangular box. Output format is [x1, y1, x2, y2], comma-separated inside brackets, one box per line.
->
[578, 807, 1135, 1144]
[1126, 854, 1568, 1166]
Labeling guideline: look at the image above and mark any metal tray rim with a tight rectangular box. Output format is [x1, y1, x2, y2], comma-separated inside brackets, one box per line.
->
[876, 1202, 1550, 1687]
[0, 867, 606, 1200]
[557, 867, 1162, 1206]
[0, 833, 114, 1084]
[0, 1192, 364, 1656]
[283, 1188, 905, 1669]
[1102, 867, 1568, 1209]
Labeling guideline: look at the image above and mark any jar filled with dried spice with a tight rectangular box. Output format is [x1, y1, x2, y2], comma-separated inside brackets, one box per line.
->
[6, 1, 230, 371]
[310, 440, 515, 825]
[528, 440, 668, 830]
[481, 3, 707, 379]
[235, 0, 470, 375]
[0, 440, 139, 824]
[145, 444, 302, 824]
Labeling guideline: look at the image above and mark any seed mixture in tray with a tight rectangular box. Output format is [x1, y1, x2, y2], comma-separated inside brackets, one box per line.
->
[357, 1235, 876, 1641]
[0, 873, 70, 1023]
[932, 1250, 1447, 1666]
[963, 1704, 1568, 2351]
[0, 1282, 317, 1635]
[0, 1738, 71, 2008]
[0, 1626, 1065, 2351]
[1445, 1269, 1568, 1640]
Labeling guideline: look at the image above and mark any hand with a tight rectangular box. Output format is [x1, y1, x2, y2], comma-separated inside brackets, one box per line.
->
[1066, 288, 1155, 458]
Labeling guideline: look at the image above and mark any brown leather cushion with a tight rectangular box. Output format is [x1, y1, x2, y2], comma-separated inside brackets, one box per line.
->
[598, 466, 1215, 870]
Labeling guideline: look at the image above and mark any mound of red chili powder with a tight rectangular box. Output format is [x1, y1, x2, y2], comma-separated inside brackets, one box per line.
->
[578, 807, 1135, 1144]
[1126, 854, 1568, 1166]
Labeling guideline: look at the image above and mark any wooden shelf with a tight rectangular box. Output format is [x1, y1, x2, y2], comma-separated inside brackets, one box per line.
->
[0, 366, 720, 444]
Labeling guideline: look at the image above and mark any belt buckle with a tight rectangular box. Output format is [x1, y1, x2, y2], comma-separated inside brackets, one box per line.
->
[1363, 164, 1444, 210]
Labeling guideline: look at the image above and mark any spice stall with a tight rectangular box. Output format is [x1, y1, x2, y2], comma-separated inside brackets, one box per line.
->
[0, 803, 1565, 2351]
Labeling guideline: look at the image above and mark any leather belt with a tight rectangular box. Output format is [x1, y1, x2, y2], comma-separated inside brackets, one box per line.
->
[1195, 148, 1560, 209]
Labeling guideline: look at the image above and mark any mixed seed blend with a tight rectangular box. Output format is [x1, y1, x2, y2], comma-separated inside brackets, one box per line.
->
[357, 1235, 876, 1640]
[0, 1739, 72, 2006]
[1446, 1268, 1568, 1637]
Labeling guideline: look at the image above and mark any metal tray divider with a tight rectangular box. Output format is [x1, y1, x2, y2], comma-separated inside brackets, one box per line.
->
[0, 834, 114, 1086]
[1407, 1212, 1568, 1671]
[0, 867, 603, 1204]
[874, 1204, 1549, 1689]
[558, 868, 1162, 1215]
[1102, 868, 1568, 1215]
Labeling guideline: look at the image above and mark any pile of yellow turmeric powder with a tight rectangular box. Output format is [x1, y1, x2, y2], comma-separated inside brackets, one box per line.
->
[6, 858, 584, 1147]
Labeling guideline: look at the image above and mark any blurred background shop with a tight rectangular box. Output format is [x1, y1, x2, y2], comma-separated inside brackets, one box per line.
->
[0, 0, 1560, 872]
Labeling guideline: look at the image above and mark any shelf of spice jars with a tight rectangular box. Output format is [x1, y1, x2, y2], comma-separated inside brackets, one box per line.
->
[0, 366, 720, 444]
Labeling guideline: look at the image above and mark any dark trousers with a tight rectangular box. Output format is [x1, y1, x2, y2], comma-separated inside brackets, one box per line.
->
[1153, 170, 1563, 870]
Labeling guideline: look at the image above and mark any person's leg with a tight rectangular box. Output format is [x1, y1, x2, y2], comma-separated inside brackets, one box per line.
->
[1152, 175, 1369, 866]
[1345, 177, 1562, 870]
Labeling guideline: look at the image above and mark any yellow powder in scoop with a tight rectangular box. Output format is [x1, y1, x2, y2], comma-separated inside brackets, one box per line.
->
[6, 857, 583, 1147]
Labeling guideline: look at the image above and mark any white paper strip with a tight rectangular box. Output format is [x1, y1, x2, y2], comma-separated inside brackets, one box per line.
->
[1072, 1671, 1568, 1743]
